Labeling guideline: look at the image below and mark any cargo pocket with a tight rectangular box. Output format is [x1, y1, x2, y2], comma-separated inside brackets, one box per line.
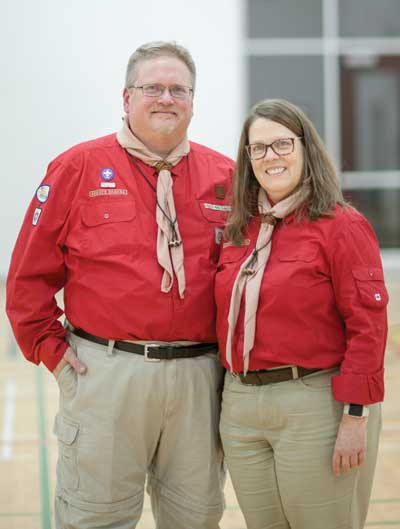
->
[54, 414, 79, 491]
[352, 267, 389, 309]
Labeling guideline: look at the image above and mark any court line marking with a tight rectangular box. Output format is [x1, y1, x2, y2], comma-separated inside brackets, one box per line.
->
[36, 366, 52, 529]
[0, 513, 40, 517]
[1, 378, 16, 460]
[365, 523, 400, 527]
[371, 499, 400, 504]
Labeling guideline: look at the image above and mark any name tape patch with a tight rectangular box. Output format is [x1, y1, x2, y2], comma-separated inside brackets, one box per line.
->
[89, 189, 128, 198]
[203, 203, 231, 212]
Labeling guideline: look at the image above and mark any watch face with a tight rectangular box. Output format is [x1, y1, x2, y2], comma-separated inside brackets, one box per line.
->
[349, 403, 364, 416]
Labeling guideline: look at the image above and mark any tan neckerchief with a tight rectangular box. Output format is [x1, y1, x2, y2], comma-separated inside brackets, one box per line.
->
[226, 187, 305, 374]
[117, 117, 189, 299]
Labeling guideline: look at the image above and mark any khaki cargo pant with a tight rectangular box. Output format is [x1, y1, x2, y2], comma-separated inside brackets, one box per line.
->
[220, 369, 382, 529]
[54, 332, 225, 529]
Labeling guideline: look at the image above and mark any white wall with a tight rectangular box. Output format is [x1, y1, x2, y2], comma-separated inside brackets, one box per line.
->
[0, 0, 244, 276]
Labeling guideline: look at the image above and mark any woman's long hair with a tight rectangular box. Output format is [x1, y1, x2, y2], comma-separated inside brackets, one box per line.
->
[226, 99, 347, 245]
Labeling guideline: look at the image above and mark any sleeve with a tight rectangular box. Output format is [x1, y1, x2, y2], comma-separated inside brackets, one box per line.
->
[6, 157, 81, 372]
[328, 210, 388, 405]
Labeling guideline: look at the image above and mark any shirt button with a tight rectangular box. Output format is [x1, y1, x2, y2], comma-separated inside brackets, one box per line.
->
[103, 213, 110, 219]
[369, 270, 374, 277]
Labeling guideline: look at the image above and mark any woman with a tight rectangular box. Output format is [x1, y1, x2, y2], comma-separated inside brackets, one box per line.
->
[215, 99, 388, 529]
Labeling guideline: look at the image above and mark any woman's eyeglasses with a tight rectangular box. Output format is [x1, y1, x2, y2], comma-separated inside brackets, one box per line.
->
[245, 137, 302, 160]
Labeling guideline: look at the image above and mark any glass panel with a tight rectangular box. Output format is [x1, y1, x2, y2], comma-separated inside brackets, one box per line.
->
[355, 70, 400, 170]
[339, 0, 400, 37]
[343, 189, 400, 247]
[248, 56, 324, 137]
[247, 0, 322, 38]
[341, 57, 400, 171]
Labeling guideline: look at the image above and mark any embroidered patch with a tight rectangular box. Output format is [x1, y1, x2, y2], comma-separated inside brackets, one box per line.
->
[100, 168, 115, 181]
[215, 227, 224, 245]
[89, 189, 128, 197]
[32, 207, 42, 225]
[215, 184, 226, 199]
[36, 184, 50, 203]
[203, 203, 231, 212]
[223, 239, 250, 248]
[100, 182, 116, 188]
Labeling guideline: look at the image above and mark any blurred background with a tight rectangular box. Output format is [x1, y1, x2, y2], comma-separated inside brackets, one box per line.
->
[1, 0, 399, 528]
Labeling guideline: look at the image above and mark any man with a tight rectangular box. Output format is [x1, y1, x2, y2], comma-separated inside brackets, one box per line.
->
[6, 41, 234, 529]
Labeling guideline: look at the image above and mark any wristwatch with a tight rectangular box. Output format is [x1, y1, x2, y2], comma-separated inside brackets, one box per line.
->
[343, 403, 369, 418]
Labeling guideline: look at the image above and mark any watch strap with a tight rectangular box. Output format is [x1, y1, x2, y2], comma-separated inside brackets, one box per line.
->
[343, 403, 369, 417]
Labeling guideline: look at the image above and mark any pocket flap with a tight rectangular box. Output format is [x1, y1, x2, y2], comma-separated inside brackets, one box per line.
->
[352, 267, 384, 281]
[278, 246, 318, 262]
[53, 414, 79, 445]
[81, 201, 135, 227]
[218, 244, 249, 265]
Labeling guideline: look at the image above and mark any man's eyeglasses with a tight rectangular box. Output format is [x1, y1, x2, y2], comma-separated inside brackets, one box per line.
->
[245, 137, 303, 160]
[128, 83, 193, 100]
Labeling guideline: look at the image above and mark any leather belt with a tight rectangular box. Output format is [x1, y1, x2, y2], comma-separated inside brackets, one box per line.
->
[72, 328, 218, 361]
[237, 366, 323, 386]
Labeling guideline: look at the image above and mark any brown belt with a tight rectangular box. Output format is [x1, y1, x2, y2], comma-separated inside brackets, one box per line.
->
[237, 366, 323, 386]
[72, 329, 217, 361]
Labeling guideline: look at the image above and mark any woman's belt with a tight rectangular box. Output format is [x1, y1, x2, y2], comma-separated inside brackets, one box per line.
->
[72, 328, 218, 361]
[236, 366, 323, 386]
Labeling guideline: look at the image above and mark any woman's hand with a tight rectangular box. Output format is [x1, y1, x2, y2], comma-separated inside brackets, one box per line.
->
[332, 414, 368, 476]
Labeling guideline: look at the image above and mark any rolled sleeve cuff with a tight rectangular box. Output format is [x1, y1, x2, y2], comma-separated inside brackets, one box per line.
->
[332, 369, 385, 405]
[38, 335, 69, 372]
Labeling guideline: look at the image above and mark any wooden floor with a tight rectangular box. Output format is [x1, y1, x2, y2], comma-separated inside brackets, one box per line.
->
[0, 264, 399, 529]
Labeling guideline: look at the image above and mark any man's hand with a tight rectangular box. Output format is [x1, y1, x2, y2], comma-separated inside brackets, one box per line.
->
[332, 414, 368, 476]
[53, 346, 87, 379]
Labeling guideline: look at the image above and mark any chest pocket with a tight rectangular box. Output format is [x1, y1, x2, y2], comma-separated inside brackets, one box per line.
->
[352, 267, 389, 309]
[198, 200, 231, 225]
[185, 200, 231, 261]
[217, 243, 249, 269]
[80, 201, 136, 256]
[272, 244, 319, 286]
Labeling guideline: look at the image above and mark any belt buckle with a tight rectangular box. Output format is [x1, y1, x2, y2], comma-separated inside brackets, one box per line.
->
[290, 366, 299, 379]
[144, 344, 161, 362]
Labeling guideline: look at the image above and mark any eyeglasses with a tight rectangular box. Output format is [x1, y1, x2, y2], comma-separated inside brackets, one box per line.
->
[128, 83, 193, 99]
[245, 137, 302, 160]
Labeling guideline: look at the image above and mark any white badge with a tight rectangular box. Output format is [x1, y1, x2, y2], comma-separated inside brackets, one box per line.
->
[203, 203, 231, 212]
[215, 227, 224, 245]
[32, 207, 42, 226]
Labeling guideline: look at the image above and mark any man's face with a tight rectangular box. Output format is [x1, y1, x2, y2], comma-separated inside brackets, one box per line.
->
[123, 56, 194, 155]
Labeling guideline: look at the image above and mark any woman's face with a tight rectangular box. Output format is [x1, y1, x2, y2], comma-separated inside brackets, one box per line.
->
[247, 118, 304, 203]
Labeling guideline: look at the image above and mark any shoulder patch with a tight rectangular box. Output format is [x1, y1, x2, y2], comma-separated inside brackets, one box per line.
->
[36, 184, 50, 203]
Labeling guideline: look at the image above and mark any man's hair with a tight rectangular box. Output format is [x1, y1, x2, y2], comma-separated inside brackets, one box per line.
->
[125, 41, 196, 91]
[226, 98, 348, 245]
